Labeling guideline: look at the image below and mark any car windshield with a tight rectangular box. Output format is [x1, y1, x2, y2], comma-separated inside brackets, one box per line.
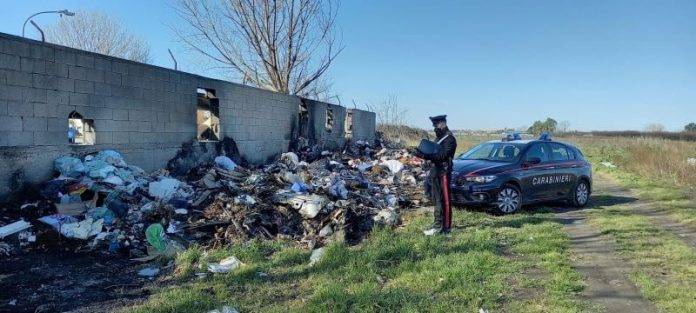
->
[458, 142, 524, 162]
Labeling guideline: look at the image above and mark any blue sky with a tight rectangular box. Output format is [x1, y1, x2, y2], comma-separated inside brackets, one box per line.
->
[3, 0, 695, 131]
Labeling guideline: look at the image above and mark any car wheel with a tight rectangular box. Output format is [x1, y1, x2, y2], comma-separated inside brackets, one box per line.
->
[571, 180, 590, 207]
[495, 184, 521, 215]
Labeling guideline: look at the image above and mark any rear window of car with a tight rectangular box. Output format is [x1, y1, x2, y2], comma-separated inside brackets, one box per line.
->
[549, 143, 570, 161]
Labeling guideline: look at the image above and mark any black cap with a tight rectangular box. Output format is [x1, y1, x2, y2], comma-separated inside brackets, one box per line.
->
[429, 115, 447, 126]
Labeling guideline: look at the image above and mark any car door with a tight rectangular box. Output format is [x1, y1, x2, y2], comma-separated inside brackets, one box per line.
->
[519, 143, 554, 200]
[547, 143, 578, 198]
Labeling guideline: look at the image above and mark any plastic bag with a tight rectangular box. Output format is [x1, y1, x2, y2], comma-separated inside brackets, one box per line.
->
[54, 156, 85, 178]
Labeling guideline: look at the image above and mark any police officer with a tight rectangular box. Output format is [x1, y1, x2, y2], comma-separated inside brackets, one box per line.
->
[415, 115, 457, 235]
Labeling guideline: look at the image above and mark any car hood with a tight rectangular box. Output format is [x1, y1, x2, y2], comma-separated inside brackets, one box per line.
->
[452, 159, 510, 177]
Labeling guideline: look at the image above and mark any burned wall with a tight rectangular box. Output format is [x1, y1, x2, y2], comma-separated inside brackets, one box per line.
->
[348, 109, 376, 142]
[0, 32, 373, 199]
[302, 99, 347, 150]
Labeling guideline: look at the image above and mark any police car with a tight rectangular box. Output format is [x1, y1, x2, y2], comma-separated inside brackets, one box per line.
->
[450, 134, 592, 214]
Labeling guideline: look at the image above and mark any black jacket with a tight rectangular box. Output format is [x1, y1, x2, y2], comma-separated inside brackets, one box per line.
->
[422, 128, 457, 175]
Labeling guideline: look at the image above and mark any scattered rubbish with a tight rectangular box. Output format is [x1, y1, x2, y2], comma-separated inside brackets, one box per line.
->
[207, 306, 239, 313]
[54, 156, 86, 178]
[309, 247, 325, 266]
[146, 224, 168, 252]
[7, 133, 423, 265]
[600, 161, 617, 168]
[208, 256, 243, 273]
[479, 309, 489, 313]
[215, 156, 238, 171]
[148, 178, 181, 200]
[0, 242, 13, 256]
[138, 267, 161, 277]
[8, 299, 17, 306]
[0, 220, 32, 239]
[687, 158, 696, 166]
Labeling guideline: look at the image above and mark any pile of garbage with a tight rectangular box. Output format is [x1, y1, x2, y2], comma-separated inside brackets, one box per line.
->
[0, 139, 428, 259]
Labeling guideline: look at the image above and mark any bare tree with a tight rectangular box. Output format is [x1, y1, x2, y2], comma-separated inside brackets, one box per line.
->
[45, 10, 150, 63]
[644, 123, 665, 132]
[174, 0, 342, 98]
[558, 120, 571, 134]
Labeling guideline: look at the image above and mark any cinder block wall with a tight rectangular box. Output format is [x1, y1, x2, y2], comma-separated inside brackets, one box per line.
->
[0, 33, 374, 199]
[303, 99, 346, 150]
[348, 109, 376, 142]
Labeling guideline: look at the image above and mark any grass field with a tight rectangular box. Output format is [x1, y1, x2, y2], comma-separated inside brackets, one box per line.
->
[125, 133, 696, 313]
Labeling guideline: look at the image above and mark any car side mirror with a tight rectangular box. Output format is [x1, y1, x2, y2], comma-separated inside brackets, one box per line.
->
[524, 157, 542, 166]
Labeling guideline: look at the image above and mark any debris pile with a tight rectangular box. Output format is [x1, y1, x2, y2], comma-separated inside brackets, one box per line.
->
[0, 139, 428, 258]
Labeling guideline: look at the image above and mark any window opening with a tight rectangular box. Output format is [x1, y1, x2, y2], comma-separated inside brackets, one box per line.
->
[197, 88, 221, 141]
[345, 110, 353, 139]
[68, 111, 96, 145]
[299, 101, 309, 139]
[325, 107, 334, 133]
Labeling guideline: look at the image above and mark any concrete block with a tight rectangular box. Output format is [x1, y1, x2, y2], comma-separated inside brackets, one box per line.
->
[0, 116, 23, 131]
[56, 77, 74, 92]
[82, 107, 113, 120]
[75, 80, 95, 94]
[76, 54, 94, 68]
[112, 131, 129, 144]
[7, 101, 33, 117]
[29, 45, 54, 61]
[45, 62, 69, 77]
[57, 105, 77, 118]
[55, 49, 76, 65]
[6, 71, 32, 87]
[96, 131, 112, 144]
[136, 121, 152, 132]
[0, 131, 34, 146]
[151, 121, 166, 132]
[93, 82, 111, 96]
[129, 109, 156, 121]
[0, 53, 20, 71]
[105, 71, 121, 85]
[111, 61, 128, 74]
[129, 132, 145, 143]
[68, 66, 87, 80]
[22, 87, 47, 103]
[81, 71, 102, 85]
[70, 93, 89, 106]
[111, 85, 141, 99]
[113, 109, 128, 120]
[94, 58, 111, 71]
[33, 74, 57, 90]
[33, 131, 63, 145]
[33, 102, 58, 118]
[157, 111, 170, 122]
[22, 116, 47, 131]
[6, 40, 30, 57]
[87, 94, 108, 107]
[47, 117, 64, 131]
[0, 100, 6, 115]
[21, 58, 46, 74]
[47, 90, 70, 105]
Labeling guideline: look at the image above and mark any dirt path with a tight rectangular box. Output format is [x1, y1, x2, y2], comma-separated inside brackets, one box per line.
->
[554, 175, 664, 313]
[556, 209, 658, 313]
[593, 174, 696, 248]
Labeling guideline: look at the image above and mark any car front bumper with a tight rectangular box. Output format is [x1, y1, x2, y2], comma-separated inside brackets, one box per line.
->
[449, 181, 501, 206]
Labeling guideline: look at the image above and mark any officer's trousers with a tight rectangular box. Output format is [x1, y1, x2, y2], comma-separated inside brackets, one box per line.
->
[430, 171, 452, 231]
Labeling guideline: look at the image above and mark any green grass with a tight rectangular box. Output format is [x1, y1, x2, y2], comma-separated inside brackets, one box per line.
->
[584, 206, 696, 312]
[126, 209, 590, 313]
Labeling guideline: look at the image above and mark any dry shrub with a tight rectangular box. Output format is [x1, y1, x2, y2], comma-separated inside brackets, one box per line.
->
[564, 136, 696, 187]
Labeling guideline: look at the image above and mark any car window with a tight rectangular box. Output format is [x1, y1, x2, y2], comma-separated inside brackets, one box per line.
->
[459, 142, 524, 162]
[567, 147, 576, 160]
[494, 144, 521, 161]
[525, 143, 549, 162]
[549, 143, 570, 161]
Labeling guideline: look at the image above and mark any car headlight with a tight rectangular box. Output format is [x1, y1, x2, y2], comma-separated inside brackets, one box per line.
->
[465, 175, 497, 183]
